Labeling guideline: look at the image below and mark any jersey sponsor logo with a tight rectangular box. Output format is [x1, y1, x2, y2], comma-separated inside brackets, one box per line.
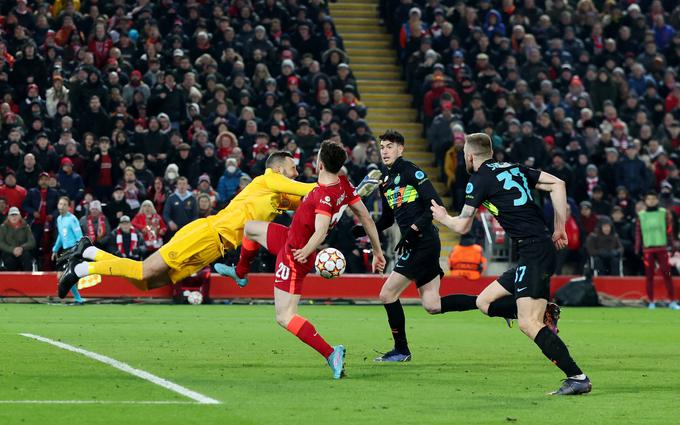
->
[415, 170, 425, 180]
[320, 196, 332, 207]
[385, 185, 418, 209]
[487, 162, 513, 170]
[465, 182, 474, 194]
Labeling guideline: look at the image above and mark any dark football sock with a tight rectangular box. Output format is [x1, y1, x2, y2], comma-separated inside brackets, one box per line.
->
[440, 294, 478, 313]
[383, 300, 409, 352]
[534, 326, 583, 377]
[487, 296, 518, 319]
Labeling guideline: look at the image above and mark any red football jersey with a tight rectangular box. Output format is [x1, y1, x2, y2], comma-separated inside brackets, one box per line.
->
[285, 175, 360, 251]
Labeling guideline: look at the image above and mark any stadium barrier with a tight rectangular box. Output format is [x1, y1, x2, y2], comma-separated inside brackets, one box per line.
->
[0, 272, 678, 301]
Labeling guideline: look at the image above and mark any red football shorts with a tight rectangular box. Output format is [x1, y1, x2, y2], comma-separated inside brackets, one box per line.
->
[266, 223, 314, 295]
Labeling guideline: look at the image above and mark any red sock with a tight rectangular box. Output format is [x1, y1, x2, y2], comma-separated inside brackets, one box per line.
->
[286, 315, 334, 359]
[236, 237, 260, 278]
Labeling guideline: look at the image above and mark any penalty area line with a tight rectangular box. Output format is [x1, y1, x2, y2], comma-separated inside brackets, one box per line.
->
[20, 333, 221, 405]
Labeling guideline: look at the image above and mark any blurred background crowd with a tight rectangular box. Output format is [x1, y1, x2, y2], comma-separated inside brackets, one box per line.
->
[379, 0, 679, 277]
[0, 0, 677, 283]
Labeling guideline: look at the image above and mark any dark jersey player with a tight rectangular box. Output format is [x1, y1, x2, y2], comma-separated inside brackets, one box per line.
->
[221, 140, 386, 379]
[354, 130, 486, 362]
[430, 133, 591, 396]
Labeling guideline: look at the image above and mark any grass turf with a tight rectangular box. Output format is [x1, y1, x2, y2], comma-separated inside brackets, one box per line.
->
[0, 304, 678, 425]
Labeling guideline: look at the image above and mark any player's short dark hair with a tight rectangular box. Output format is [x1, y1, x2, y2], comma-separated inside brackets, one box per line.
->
[256, 132, 269, 140]
[58, 195, 70, 203]
[465, 133, 493, 157]
[645, 190, 659, 199]
[319, 140, 347, 174]
[379, 129, 405, 146]
[266, 151, 293, 169]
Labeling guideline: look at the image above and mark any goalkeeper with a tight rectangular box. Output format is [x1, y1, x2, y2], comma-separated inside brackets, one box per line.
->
[56, 153, 382, 296]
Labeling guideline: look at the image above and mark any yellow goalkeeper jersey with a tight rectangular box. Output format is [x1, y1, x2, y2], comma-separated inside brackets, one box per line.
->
[205, 168, 316, 250]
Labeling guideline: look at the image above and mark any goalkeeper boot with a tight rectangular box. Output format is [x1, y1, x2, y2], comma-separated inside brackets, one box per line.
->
[550, 377, 592, 396]
[56, 237, 93, 269]
[58, 257, 81, 299]
[327, 345, 346, 379]
[374, 347, 411, 362]
[214, 263, 248, 287]
[544, 302, 561, 334]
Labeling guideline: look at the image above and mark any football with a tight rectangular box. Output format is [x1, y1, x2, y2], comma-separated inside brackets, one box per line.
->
[187, 291, 203, 305]
[315, 248, 346, 279]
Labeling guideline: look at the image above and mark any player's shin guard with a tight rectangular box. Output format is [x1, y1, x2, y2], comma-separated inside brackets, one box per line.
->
[487, 296, 518, 319]
[384, 300, 409, 351]
[78, 258, 144, 281]
[235, 237, 260, 278]
[534, 326, 583, 377]
[440, 294, 478, 313]
[286, 314, 334, 358]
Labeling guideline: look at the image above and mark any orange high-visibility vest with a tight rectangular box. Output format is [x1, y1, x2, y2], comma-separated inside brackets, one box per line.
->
[449, 244, 488, 280]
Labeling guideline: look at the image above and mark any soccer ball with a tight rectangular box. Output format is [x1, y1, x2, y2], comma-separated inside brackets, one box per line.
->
[315, 248, 346, 279]
[186, 291, 203, 305]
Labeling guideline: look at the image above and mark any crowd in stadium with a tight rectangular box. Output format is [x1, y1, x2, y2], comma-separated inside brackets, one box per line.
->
[0, 0, 677, 280]
[381, 0, 680, 277]
[0, 0, 378, 274]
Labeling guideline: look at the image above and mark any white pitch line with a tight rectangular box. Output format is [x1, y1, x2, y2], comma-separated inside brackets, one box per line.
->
[20, 333, 220, 405]
[0, 400, 196, 405]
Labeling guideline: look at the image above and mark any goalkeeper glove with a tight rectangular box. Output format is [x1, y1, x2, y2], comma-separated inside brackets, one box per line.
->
[356, 169, 382, 197]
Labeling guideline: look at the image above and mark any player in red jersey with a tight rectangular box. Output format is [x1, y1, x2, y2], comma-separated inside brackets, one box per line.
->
[225, 140, 386, 379]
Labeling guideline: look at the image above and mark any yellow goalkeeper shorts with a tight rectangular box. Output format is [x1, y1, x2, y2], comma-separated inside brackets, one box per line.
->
[159, 218, 232, 283]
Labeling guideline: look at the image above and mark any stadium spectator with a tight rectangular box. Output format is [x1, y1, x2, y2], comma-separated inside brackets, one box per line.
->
[586, 217, 623, 276]
[57, 157, 84, 206]
[217, 158, 244, 204]
[163, 176, 198, 238]
[22, 171, 58, 266]
[106, 215, 146, 261]
[120, 166, 146, 215]
[131, 200, 166, 254]
[0, 170, 27, 212]
[79, 200, 111, 250]
[0, 207, 35, 271]
[104, 185, 132, 229]
[197, 193, 216, 219]
[88, 137, 118, 202]
[16, 153, 42, 190]
[147, 176, 170, 215]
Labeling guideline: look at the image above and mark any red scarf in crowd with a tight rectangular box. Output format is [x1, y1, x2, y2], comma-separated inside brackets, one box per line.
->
[86, 215, 106, 241]
[116, 228, 138, 258]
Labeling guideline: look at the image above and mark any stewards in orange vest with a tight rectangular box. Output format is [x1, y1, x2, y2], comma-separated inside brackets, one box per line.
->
[449, 234, 487, 280]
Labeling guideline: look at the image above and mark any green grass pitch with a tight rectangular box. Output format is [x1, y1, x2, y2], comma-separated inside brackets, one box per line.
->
[0, 304, 678, 425]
